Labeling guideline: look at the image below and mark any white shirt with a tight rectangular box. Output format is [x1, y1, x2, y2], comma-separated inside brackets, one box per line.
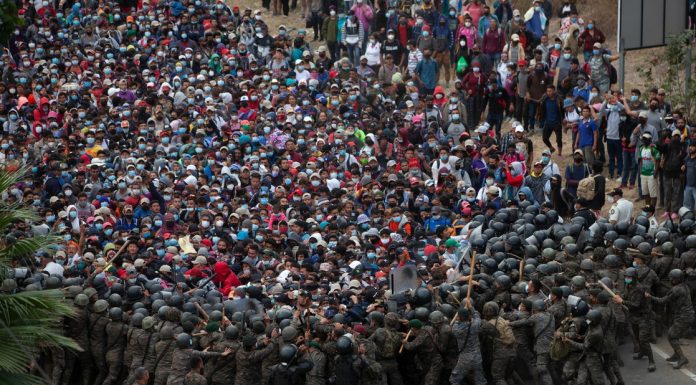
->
[608, 197, 633, 224]
[43, 261, 64, 277]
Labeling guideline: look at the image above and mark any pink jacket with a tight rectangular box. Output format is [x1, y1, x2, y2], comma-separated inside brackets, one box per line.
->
[351, 3, 374, 30]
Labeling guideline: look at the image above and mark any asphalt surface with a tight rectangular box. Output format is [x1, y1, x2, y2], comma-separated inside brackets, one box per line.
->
[618, 338, 696, 385]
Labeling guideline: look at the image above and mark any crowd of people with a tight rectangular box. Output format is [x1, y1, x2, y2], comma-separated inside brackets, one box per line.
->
[1, 0, 696, 384]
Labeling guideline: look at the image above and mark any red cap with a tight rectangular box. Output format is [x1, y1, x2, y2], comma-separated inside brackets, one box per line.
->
[408, 158, 419, 169]
[517, 59, 527, 66]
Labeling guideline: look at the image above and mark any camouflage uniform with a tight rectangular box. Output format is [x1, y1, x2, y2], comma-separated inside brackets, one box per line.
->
[302, 344, 327, 385]
[623, 281, 655, 367]
[651, 281, 695, 365]
[597, 303, 624, 385]
[124, 327, 156, 385]
[557, 317, 586, 384]
[88, 311, 110, 385]
[167, 347, 223, 385]
[433, 322, 457, 384]
[368, 317, 404, 385]
[205, 338, 240, 385]
[63, 305, 91, 385]
[510, 310, 555, 385]
[503, 309, 536, 380]
[153, 334, 176, 385]
[484, 316, 516, 385]
[402, 325, 443, 385]
[103, 320, 127, 385]
[567, 323, 605, 385]
[450, 310, 486, 385]
[234, 340, 276, 385]
[183, 370, 207, 385]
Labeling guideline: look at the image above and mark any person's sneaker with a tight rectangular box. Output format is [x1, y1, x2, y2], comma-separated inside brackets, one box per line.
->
[667, 354, 679, 362]
[648, 363, 656, 372]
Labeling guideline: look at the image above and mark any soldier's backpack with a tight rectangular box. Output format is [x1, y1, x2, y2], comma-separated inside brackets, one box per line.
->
[382, 328, 402, 359]
[577, 175, 596, 201]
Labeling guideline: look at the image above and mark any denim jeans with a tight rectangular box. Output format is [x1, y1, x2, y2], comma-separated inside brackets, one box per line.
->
[347, 43, 361, 67]
[526, 100, 539, 131]
[487, 112, 504, 138]
[684, 186, 696, 211]
[622, 150, 637, 186]
[606, 139, 622, 178]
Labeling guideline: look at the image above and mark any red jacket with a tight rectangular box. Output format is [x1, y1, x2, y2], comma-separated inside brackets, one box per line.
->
[212, 262, 241, 296]
[579, 29, 605, 52]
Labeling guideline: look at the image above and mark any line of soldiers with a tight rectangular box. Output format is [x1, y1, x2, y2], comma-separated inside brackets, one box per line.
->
[24, 216, 696, 385]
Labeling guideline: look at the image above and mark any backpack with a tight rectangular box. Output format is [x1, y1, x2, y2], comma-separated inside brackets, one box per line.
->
[602, 52, 618, 84]
[381, 328, 401, 359]
[577, 175, 596, 201]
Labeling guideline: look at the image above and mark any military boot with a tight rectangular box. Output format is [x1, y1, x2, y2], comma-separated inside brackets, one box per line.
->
[672, 345, 689, 369]
[647, 348, 656, 372]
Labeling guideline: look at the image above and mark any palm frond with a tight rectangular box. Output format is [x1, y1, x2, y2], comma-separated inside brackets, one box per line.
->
[0, 236, 61, 261]
[0, 291, 78, 374]
[0, 370, 48, 385]
[0, 167, 27, 201]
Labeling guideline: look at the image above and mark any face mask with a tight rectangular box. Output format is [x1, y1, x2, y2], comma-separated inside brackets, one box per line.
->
[473, 67, 480, 73]
[631, 95, 639, 102]
[589, 92, 598, 100]
[69, 211, 77, 219]
[554, 43, 561, 50]
[592, 49, 600, 55]
[465, 21, 471, 27]
[542, 155, 550, 164]
[392, 216, 401, 223]
[422, 31, 429, 37]
[201, 220, 210, 228]
[587, 23, 594, 30]
[624, 278, 632, 285]
[440, 155, 449, 162]
[563, 53, 571, 59]
[65, 190, 74, 197]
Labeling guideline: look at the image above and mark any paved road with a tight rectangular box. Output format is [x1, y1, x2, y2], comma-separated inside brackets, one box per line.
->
[619, 339, 696, 385]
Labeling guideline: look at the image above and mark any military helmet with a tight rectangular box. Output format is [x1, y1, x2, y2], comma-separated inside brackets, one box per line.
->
[176, 333, 192, 349]
[613, 238, 628, 251]
[127, 285, 144, 301]
[336, 336, 353, 355]
[687, 234, 696, 249]
[108, 293, 123, 308]
[532, 299, 546, 312]
[279, 344, 298, 365]
[224, 325, 240, 340]
[624, 267, 637, 278]
[637, 242, 652, 256]
[669, 269, 685, 282]
[93, 299, 109, 313]
[571, 300, 589, 317]
[142, 316, 155, 330]
[660, 241, 675, 256]
[109, 307, 123, 321]
[282, 326, 298, 342]
[74, 293, 89, 307]
[482, 302, 500, 317]
[429, 310, 444, 324]
[131, 313, 145, 327]
[571, 276, 586, 289]
[603, 254, 621, 268]
[495, 275, 512, 290]
[586, 309, 602, 325]
[579, 259, 593, 271]
[411, 307, 427, 322]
